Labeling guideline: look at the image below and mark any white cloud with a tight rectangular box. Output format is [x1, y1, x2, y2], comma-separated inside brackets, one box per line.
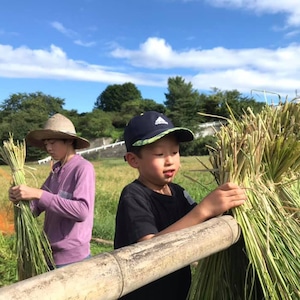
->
[111, 38, 174, 68]
[0, 28, 18, 36]
[50, 21, 77, 38]
[111, 37, 300, 72]
[0, 44, 164, 86]
[74, 40, 96, 47]
[1, 37, 300, 100]
[204, 0, 300, 27]
[111, 36, 300, 98]
[191, 68, 300, 99]
[285, 30, 300, 38]
[51, 21, 97, 48]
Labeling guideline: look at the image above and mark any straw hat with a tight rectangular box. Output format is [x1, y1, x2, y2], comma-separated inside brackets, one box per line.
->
[26, 113, 90, 150]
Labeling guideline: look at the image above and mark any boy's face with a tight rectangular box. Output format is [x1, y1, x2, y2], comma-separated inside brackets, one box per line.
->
[133, 134, 181, 190]
[43, 139, 73, 161]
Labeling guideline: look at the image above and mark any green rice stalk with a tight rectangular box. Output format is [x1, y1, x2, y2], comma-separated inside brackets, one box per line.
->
[0, 134, 54, 281]
[189, 101, 300, 300]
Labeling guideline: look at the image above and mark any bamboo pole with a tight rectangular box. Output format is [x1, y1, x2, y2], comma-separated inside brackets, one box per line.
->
[0, 215, 240, 300]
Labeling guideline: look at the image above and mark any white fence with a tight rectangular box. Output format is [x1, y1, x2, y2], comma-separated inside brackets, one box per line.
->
[38, 141, 125, 164]
[196, 121, 227, 138]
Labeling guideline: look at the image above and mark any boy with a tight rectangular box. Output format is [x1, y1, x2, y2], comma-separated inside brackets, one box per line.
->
[9, 113, 95, 268]
[114, 111, 246, 300]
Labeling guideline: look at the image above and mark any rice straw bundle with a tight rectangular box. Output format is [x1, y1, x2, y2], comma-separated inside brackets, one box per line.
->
[0, 134, 54, 281]
[189, 101, 300, 300]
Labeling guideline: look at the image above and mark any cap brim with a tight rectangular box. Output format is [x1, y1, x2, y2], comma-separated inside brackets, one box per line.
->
[26, 130, 90, 150]
[132, 127, 194, 148]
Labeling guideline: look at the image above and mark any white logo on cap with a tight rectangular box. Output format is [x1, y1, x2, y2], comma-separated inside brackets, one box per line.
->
[155, 117, 168, 125]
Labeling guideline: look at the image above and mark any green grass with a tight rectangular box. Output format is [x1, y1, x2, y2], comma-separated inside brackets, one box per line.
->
[0, 156, 215, 287]
[0, 234, 17, 286]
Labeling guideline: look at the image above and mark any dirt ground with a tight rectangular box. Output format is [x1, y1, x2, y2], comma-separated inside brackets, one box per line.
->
[0, 209, 14, 235]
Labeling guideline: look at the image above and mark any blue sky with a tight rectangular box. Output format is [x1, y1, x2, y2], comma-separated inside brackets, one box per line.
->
[1, 0, 300, 113]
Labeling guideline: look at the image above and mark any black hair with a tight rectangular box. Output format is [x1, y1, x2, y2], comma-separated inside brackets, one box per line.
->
[129, 146, 142, 158]
[124, 146, 143, 161]
[61, 139, 75, 146]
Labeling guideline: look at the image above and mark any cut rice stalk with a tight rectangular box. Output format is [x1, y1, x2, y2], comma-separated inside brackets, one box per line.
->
[189, 102, 300, 300]
[0, 134, 54, 280]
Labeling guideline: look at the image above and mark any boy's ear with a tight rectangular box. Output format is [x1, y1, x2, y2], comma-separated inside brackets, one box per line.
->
[124, 152, 139, 168]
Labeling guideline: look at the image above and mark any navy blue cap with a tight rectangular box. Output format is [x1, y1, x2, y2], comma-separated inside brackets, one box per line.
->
[124, 111, 194, 152]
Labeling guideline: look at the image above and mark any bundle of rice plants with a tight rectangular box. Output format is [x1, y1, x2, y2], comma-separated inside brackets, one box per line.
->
[189, 101, 300, 300]
[0, 134, 54, 281]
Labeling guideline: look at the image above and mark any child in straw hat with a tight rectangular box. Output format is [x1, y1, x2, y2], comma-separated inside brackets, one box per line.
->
[9, 113, 95, 268]
[114, 111, 246, 300]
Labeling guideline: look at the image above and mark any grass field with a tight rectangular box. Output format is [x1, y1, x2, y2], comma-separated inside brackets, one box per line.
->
[0, 156, 216, 287]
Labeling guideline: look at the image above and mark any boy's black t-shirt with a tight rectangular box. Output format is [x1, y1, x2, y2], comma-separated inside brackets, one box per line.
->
[114, 180, 197, 300]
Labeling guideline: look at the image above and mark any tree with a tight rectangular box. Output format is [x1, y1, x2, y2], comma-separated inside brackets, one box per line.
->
[164, 76, 202, 130]
[79, 110, 114, 139]
[109, 99, 166, 129]
[0, 91, 64, 116]
[0, 92, 65, 161]
[219, 90, 265, 119]
[140, 99, 165, 113]
[200, 88, 265, 121]
[180, 135, 217, 156]
[94, 82, 142, 112]
[198, 89, 222, 121]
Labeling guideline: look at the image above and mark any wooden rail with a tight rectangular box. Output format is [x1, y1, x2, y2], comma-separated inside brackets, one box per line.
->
[0, 215, 240, 300]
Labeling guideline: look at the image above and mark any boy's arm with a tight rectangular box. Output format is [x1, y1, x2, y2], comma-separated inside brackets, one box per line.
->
[139, 182, 246, 241]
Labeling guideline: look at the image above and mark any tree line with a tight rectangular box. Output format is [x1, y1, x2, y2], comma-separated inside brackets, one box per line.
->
[0, 76, 265, 161]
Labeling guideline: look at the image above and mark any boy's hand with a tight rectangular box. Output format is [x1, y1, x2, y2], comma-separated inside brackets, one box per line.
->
[196, 182, 246, 221]
[9, 185, 42, 202]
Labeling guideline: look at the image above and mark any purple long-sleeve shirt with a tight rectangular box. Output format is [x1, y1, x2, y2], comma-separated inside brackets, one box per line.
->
[31, 154, 95, 265]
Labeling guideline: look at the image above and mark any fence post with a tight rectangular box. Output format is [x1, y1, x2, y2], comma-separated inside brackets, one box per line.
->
[0, 215, 240, 300]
